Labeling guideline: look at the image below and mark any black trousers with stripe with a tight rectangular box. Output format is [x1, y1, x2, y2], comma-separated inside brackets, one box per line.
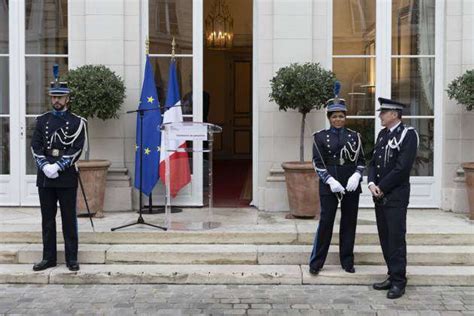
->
[38, 187, 78, 264]
[309, 193, 359, 270]
[374, 189, 408, 288]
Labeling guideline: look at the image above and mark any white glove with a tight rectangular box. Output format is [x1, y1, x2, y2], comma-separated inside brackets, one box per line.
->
[42, 164, 60, 179]
[346, 172, 362, 192]
[326, 177, 345, 193]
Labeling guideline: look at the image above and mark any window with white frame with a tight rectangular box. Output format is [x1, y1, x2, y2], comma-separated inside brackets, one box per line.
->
[147, 0, 195, 173]
[148, 0, 193, 115]
[24, 0, 68, 175]
[333, 0, 435, 176]
[0, 0, 9, 175]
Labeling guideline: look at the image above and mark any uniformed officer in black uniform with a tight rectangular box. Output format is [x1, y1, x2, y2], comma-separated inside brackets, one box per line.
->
[369, 97, 418, 299]
[31, 65, 87, 272]
[309, 82, 366, 275]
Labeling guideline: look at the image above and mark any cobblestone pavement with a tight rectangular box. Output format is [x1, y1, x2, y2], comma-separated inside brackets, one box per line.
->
[0, 284, 473, 315]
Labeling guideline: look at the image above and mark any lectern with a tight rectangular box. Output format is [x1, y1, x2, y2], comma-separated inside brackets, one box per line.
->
[161, 122, 222, 230]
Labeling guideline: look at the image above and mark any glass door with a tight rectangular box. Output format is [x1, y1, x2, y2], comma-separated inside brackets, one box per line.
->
[331, 0, 443, 207]
[20, 0, 69, 205]
[0, 0, 19, 205]
[144, 0, 204, 205]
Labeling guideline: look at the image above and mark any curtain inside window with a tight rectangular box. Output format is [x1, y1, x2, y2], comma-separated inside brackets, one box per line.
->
[417, 0, 435, 111]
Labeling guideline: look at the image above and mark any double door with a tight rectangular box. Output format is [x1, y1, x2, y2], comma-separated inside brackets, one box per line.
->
[1, 0, 69, 205]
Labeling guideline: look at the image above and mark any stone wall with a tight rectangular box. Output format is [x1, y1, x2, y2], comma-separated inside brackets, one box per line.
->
[70, 0, 139, 211]
[441, 0, 474, 214]
[254, 0, 328, 211]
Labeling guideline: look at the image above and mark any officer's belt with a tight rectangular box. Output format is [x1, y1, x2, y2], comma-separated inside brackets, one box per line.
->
[45, 149, 65, 157]
[325, 158, 356, 166]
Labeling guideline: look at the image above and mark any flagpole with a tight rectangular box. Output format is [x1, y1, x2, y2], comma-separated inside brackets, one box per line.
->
[142, 36, 182, 215]
[171, 37, 176, 60]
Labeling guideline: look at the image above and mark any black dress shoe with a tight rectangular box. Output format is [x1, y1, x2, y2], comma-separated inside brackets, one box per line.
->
[372, 278, 392, 290]
[33, 260, 56, 271]
[387, 285, 405, 299]
[309, 267, 320, 276]
[343, 266, 355, 273]
[66, 262, 80, 271]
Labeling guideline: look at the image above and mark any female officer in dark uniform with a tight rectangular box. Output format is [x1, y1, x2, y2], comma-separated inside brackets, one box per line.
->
[309, 82, 365, 275]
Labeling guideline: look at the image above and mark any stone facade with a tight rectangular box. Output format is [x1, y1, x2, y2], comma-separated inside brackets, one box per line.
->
[69, 0, 141, 211]
[66, 0, 473, 214]
[441, 0, 474, 213]
[254, 0, 329, 212]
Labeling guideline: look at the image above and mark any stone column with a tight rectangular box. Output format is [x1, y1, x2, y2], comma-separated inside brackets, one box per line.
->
[441, 0, 474, 214]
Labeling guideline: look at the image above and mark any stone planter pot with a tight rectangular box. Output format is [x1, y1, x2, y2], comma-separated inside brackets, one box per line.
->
[462, 162, 474, 220]
[281, 161, 320, 219]
[76, 160, 111, 218]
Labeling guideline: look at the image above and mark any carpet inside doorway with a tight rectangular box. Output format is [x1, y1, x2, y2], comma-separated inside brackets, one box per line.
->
[213, 159, 252, 207]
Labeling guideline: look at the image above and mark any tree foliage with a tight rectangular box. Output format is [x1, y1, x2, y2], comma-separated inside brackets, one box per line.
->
[269, 63, 336, 162]
[63, 65, 126, 120]
[447, 69, 474, 111]
[269, 62, 335, 115]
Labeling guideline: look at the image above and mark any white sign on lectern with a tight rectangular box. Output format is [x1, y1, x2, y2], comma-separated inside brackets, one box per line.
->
[167, 124, 208, 141]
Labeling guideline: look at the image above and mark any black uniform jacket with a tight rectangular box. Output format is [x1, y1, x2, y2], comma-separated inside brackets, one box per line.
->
[31, 110, 87, 188]
[368, 123, 418, 198]
[312, 127, 366, 196]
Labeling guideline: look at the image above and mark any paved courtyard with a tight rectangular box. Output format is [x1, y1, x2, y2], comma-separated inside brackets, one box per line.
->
[0, 284, 473, 315]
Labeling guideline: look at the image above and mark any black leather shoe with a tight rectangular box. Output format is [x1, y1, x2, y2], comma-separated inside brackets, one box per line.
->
[309, 267, 320, 276]
[387, 285, 405, 299]
[343, 266, 355, 273]
[372, 278, 392, 290]
[33, 260, 56, 271]
[66, 262, 80, 271]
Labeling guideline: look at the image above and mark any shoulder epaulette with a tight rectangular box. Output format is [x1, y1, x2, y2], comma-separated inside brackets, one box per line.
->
[312, 129, 325, 136]
[37, 111, 51, 118]
[71, 113, 87, 122]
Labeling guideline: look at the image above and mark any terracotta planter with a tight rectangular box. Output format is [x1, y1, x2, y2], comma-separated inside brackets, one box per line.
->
[76, 160, 111, 218]
[462, 162, 474, 220]
[281, 161, 320, 219]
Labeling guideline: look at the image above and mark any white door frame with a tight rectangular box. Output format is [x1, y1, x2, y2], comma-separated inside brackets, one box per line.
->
[20, 0, 70, 206]
[0, 0, 71, 206]
[0, 0, 21, 205]
[251, 0, 258, 207]
[18, 0, 36, 206]
[141, 0, 204, 206]
[328, 0, 444, 208]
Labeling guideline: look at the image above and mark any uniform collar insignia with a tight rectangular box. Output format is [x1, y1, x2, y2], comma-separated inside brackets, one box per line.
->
[52, 109, 67, 117]
[330, 127, 343, 134]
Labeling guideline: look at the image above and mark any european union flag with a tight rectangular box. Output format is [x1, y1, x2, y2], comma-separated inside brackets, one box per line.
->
[134, 55, 162, 195]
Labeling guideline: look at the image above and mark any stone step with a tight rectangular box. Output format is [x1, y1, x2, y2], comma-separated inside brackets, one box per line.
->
[0, 264, 472, 286]
[1, 224, 473, 245]
[3, 244, 474, 266]
[258, 245, 474, 266]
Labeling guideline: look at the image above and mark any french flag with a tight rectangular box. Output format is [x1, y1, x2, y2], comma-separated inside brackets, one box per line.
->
[159, 60, 191, 197]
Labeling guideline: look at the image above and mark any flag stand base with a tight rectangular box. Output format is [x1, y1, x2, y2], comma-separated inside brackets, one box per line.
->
[139, 206, 183, 214]
[111, 107, 166, 232]
[139, 195, 183, 214]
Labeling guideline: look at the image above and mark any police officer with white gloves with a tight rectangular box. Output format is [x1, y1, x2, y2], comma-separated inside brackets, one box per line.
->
[309, 82, 366, 275]
[31, 65, 87, 272]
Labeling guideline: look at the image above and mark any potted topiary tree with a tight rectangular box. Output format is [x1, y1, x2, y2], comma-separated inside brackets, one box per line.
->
[269, 62, 336, 218]
[447, 69, 474, 220]
[63, 65, 126, 217]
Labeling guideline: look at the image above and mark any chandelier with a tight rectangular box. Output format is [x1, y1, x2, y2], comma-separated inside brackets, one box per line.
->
[205, 0, 234, 50]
